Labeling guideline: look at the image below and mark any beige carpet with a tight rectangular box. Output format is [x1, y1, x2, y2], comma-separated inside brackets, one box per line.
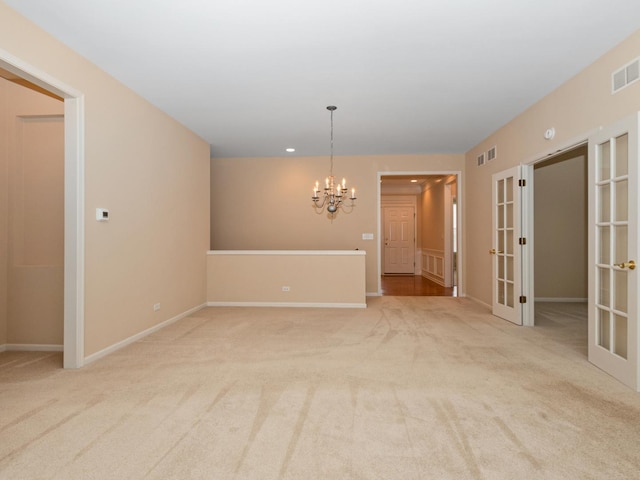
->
[1, 297, 639, 479]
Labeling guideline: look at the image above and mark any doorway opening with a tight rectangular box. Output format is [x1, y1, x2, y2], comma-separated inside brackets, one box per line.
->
[378, 172, 461, 297]
[0, 52, 84, 368]
[530, 145, 588, 355]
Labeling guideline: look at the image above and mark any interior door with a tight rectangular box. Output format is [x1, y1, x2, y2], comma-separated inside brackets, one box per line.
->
[491, 166, 523, 325]
[383, 206, 415, 274]
[588, 113, 639, 391]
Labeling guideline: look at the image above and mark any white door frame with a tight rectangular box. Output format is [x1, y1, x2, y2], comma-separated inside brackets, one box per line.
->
[521, 140, 589, 327]
[520, 134, 593, 327]
[377, 171, 463, 296]
[444, 179, 456, 288]
[1, 49, 85, 368]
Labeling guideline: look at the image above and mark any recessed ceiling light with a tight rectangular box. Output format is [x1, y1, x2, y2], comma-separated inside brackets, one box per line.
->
[411, 179, 418, 183]
[286, 148, 295, 153]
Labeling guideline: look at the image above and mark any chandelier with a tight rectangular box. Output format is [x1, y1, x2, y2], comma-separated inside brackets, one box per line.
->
[312, 106, 356, 215]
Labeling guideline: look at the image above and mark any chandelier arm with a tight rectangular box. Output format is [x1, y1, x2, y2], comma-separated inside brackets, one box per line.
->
[312, 196, 327, 208]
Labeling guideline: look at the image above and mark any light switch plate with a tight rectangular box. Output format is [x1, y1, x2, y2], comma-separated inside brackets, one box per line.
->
[362, 233, 374, 240]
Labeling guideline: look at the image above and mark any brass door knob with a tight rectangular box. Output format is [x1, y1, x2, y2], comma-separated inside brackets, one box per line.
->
[489, 249, 504, 255]
[614, 260, 636, 270]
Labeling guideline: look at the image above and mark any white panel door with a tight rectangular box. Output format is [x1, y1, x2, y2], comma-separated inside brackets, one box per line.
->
[491, 166, 522, 325]
[588, 113, 639, 391]
[383, 206, 415, 274]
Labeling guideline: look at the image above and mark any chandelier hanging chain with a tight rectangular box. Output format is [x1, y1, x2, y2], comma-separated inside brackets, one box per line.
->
[329, 106, 334, 176]
[311, 105, 356, 216]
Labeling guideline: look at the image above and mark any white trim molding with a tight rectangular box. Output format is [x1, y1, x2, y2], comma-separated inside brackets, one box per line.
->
[83, 304, 206, 366]
[535, 297, 588, 303]
[207, 302, 366, 308]
[208, 250, 366, 256]
[2, 344, 64, 352]
[0, 48, 86, 369]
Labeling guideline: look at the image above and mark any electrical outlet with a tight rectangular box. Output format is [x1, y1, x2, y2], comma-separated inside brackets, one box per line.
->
[153, 303, 161, 311]
[282, 286, 290, 292]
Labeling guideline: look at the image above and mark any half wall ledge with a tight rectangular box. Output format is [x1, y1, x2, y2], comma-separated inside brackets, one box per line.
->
[206, 250, 367, 308]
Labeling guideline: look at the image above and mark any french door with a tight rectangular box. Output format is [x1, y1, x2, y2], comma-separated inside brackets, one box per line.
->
[491, 166, 523, 325]
[588, 113, 639, 391]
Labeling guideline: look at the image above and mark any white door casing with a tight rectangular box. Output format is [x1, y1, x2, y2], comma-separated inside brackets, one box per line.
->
[588, 113, 639, 391]
[444, 181, 455, 288]
[0, 50, 85, 368]
[491, 166, 523, 325]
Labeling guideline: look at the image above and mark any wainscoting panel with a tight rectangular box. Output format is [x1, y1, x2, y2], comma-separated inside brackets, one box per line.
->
[422, 249, 445, 286]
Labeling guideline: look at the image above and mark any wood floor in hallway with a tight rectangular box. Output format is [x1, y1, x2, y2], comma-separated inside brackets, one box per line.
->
[380, 274, 456, 296]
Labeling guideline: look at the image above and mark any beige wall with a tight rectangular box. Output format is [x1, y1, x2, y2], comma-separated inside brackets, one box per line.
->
[465, 29, 640, 306]
[534, 149, 587, 299]
[1, 77, 64, 345]
[0, 4, 210, 357]
[207, 251, 366, 306]
[210, 154, 464, 293]
[421, 181, 445, 252]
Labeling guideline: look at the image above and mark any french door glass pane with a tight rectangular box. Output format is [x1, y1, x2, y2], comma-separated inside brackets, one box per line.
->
[614, 270, 628, 313]
[614, 225, 628, 264]
[506, 204, 513, 228]
[615, 134, 628, 177]
[506, 230, 514, 254]
[498, 205, 504, 228]
[498, 256, 504, 280]
[598, 226, 610, 264]
[498, 281, 505, 305]
[507, 256, 514, 281]
[598, 140, 611, 181]
[615, 179, 628, 221]
[507, 283, 514, 307]
[498, 179, 504, 203]
[598, 267, 610, 307]
[598, 184, 611, 222]
[506, 178, 513, 201]
[614, 314, 628, 359]
[498, 231, 505, 252]
[598, 308, 611, 350]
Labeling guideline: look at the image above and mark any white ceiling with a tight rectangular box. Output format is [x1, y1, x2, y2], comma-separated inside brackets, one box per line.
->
[6, 0, 640, 158]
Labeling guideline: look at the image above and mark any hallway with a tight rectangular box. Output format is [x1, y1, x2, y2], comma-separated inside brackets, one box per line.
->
[380, 275, 456, 296]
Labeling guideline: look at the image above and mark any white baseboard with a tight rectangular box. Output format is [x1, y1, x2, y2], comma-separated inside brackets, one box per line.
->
[83, 303, 207, 366]
[422, 270, 445, 286]
[465, 295, 492, 310]
[535, 297, 588, 303]
[367, 291, 382, 297]
[207, 301, 367, 309]
[1, 344, 63, 352]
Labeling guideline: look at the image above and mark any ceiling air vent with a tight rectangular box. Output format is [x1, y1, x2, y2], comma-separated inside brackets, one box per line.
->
[487, 146, 497, 162]
[612, 57, 640, 94]
[477, 152, 485, 167]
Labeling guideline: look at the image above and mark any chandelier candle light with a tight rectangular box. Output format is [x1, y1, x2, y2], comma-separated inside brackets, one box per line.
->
[312, 106, 356, 215]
